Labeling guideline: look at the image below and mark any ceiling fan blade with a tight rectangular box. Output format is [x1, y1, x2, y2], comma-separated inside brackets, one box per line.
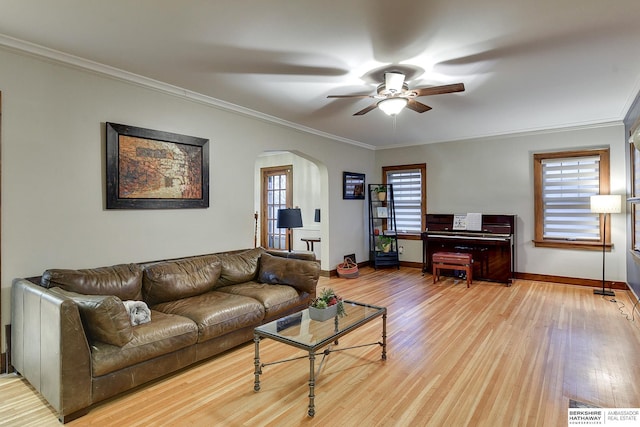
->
[413, 83, 465, 97]
[353, 103, 379, 116]
[406, 99, 432, 113]
[327, 94, 373, 99]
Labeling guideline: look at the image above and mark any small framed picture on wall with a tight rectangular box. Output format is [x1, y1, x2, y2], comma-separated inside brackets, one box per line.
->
[343, 172, 365, 200]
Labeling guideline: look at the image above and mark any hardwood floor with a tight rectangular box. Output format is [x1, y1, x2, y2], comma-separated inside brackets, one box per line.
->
[2, 267, 640, 426]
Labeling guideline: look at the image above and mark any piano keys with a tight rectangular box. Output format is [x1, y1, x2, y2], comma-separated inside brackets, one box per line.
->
[421, 214, 516, 285]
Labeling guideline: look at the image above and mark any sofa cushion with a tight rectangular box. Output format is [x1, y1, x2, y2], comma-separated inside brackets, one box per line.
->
[90, 310, 198, 377]
[41, 263, 143, 301]
[258, 252, 320, 298]
[142, 255, 222, 305]
[152, 291, 264, 343]
[50, 287, 133, 347]
[217, 281, 304, 320]
[216, 247, 265, 287]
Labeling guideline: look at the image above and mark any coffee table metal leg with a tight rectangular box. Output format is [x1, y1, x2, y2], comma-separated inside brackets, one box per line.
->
[381, 311, 387, 360]
[308, 351, 316, 417]
[253, 334, 261, 391]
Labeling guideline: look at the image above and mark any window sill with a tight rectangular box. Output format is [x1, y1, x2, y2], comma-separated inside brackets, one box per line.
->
[533, 239, 612, 251]
[395, 233, 422, 241]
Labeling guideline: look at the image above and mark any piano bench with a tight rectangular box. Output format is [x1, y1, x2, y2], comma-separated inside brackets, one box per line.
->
[432, 252, 473, 287]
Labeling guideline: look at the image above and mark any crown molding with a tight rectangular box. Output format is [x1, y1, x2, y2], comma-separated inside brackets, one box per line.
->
[0, 33, 376, 151]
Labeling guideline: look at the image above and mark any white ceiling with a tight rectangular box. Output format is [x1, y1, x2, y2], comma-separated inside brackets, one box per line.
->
[2, 0, 640, 149]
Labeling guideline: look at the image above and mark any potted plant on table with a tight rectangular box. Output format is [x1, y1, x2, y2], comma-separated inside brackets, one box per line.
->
[309, 288, 346, 321]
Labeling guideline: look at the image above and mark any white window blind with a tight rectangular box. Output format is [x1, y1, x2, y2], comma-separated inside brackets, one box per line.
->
[541, 155, 600, 240]
[386, 168, 423, 233]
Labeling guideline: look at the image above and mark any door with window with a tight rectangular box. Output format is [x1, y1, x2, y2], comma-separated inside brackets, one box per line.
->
[261, 165, 293, 250]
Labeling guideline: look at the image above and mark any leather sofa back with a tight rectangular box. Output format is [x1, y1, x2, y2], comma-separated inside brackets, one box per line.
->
[142, 254, 222, 305]
[216, 247, 265, 287]
[40, 264, 143, 301]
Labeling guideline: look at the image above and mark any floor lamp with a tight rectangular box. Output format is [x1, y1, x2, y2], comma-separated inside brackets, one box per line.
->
[590, 194, 621, 297]
[277, 208, 303, 252]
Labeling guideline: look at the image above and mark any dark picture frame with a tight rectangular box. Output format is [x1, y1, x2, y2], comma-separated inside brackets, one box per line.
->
[343, 172, 365, 200]
[106, 122, 209, 209]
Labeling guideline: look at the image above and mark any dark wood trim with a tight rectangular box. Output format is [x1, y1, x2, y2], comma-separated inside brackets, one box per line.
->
[382, 163, 427, 232]
[533, 148, 611, 248]
[4, 324, 10, 374]
[532, 240, 613, 251]
[515, 272, 627, 290]
[260, 165, 293, 250]
[396, 234, 421, 241]
[400, 261, 423, 269]
[330, 265, 629, 292]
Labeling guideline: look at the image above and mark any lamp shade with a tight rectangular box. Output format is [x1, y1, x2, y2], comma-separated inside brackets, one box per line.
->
[314, 209, 321, 222]
[378, 97, 408, 116]
[590, 195, 621, 214]
[277, 208, 303, 229]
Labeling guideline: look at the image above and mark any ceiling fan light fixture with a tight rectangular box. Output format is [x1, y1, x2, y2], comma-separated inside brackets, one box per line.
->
[378, 97, 408, 116]
[385, 72, 405, 93]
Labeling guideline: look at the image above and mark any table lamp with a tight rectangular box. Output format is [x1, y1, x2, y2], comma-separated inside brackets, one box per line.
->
[277, 208, 303, 252]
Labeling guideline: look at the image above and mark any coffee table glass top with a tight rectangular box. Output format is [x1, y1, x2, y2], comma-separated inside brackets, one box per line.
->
[254, 300, 385, 351]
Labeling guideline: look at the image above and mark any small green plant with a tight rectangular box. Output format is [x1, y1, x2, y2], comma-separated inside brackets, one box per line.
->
[373, 185, 387, 193]
[378, 235, 393, 251]
[310, 288, 346, 317]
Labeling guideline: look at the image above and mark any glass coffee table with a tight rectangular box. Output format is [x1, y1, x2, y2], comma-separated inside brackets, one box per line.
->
[253, 300, 387, 417]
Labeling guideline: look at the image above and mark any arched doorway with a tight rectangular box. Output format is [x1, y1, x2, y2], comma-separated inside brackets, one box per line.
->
[254, 150, 329, 271]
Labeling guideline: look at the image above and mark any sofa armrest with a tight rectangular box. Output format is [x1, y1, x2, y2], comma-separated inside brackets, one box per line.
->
[259, 253, 320, 300]
[12, 278, 92, 421]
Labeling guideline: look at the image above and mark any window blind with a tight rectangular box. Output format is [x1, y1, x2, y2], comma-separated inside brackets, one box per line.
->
[386, 168, 422, 233]
[541, 155, 600, 240]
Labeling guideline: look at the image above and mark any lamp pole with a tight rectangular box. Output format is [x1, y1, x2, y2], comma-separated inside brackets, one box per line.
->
[590, 194, 621, 297]
[594, 212, 614, 296]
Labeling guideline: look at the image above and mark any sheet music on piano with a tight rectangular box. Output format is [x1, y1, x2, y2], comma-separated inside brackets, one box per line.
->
[453, 214, 467, 230]
[466, 213, 482, 231]
[452, 213, 482, 231]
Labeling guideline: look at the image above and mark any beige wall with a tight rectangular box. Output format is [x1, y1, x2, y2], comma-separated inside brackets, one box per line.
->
[0, 47, 375, 349]
[375, 124, 628, 281]
[0, 44, 630, 355]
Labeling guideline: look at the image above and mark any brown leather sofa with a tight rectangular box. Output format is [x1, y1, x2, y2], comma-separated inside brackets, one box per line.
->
[11, 247, 319, 423]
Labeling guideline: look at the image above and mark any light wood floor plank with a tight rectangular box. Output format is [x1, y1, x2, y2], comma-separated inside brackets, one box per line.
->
[1, 267, 640, 426]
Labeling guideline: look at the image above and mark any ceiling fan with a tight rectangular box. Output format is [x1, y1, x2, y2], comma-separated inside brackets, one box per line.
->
[327, 71, 465, 116]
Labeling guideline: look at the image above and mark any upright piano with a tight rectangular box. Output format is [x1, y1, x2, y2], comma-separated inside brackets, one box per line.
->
[421, 214, 516, 285]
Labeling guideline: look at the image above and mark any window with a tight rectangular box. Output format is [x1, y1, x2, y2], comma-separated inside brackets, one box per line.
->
[383, 164, 426, 236]
[261, 165, 292, 250]
[631, 143, 640, 252]
[533, 149, 610, 249]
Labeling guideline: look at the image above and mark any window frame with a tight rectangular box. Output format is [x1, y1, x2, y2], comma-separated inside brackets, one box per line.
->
[382, 163, 426, 239]
[533, 148, 610, 250]
[630, 142, 640, 253]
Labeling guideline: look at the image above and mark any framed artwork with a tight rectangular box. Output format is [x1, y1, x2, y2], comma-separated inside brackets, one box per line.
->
[343, 172, 365, 200]
[106, 122, 209, 209]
